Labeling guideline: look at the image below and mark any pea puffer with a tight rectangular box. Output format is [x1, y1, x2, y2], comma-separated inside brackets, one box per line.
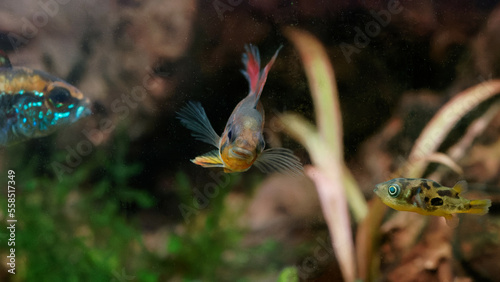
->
[374, 178, 491, 224]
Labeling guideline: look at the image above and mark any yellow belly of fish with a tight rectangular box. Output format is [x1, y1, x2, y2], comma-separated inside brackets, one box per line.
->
[220, 146, 257, 173]
[384, 201, 451, 217]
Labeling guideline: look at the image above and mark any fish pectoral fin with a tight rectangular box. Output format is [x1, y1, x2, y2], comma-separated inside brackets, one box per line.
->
[191, 150, 224, 168]
[176, 101, 220, 148]
[452, 180, 468, 194]
[444, 214, 459, 229]
[253, 147, 303, 175]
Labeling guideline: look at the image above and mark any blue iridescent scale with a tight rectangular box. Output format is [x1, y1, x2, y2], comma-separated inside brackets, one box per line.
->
[0, 52, 91, 146]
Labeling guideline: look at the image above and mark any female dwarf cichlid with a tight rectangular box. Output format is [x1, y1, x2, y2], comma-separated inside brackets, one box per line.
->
[0, 51, 91, 146]
[374, 178, 491, 225]
[177, 45, 303, 174]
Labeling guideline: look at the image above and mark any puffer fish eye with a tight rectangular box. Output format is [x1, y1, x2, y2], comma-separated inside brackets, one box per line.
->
[388, 184, 401, 197]
[227, 129, 233, 141]
[48, 87, 72, 107]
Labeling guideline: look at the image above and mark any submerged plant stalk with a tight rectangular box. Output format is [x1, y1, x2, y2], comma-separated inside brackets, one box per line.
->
[282, 28, 369, 282]
[405, 80, 500, 177]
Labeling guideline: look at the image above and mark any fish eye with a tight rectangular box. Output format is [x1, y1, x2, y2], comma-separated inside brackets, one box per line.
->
[227, 129, 233, 141]
[48, 87, 72, 107]
[388, 184, 401, 197]
[259, 138, 265, 149]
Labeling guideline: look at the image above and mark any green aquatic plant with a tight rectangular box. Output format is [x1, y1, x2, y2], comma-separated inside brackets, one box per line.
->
[165, 172, 293, 280]
[0, 131, 157, 281]
[167, 172, 242, 280]
[277, 266, 299, 282]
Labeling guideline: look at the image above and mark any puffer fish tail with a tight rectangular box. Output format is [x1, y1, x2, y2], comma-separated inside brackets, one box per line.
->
[468, 199, 492, 215]
[240, 44, 283, 106]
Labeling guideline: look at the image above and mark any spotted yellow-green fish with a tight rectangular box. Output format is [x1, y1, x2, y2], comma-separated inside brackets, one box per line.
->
[374, 178, 491, 224]
[177, 45, 302, 174]
[0, 51, 91, 146]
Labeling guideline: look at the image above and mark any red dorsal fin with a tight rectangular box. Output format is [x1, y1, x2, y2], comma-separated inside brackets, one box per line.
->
[0, 50, 12, 68]
[240, 44, 282, 106]
[241, 44, 261, 96]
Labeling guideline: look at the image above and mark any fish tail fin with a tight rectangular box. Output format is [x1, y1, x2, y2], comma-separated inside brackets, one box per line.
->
[468, 199, 492, 215]
[240, 44, 283, 106]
